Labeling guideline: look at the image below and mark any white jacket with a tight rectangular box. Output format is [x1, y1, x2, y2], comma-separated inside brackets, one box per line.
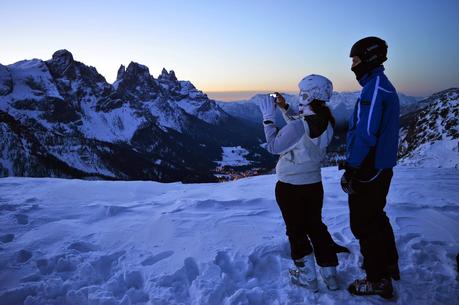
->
[263, 105, 333, 185]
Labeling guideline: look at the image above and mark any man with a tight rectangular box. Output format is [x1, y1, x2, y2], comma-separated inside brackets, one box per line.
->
[340, 36, 400, 299]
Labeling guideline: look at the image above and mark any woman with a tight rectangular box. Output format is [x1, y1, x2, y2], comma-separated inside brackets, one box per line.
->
[258, 74, 347, 291]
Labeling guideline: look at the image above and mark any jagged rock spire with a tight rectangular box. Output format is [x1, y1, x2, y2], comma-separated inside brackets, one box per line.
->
[159, 68, 177, 82]
[116, 65, 125, 81]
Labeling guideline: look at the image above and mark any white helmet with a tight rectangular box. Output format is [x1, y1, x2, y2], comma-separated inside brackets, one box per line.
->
[298, 74, 333, 106]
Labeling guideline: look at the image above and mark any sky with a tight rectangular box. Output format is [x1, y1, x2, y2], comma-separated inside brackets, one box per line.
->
[1, 0, 458, 100]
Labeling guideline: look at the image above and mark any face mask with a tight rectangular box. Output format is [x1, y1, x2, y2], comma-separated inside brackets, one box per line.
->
[351, 62, 368, 80]
[351, 61, 382, 81]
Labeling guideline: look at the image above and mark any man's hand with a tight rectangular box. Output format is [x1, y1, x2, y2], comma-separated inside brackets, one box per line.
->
[259, 95, 277, 123]
[340, 163, 359, 194]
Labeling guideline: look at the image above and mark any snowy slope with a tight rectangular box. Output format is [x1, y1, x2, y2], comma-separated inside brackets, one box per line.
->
[1, 166, 458, 305]
[399, 88, 459, 168]
[216, 146, 251, 167]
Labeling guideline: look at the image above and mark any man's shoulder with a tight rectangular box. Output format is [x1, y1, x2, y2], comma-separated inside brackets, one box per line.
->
[360, 78, 378, 100]
[361, 73, 397, 100]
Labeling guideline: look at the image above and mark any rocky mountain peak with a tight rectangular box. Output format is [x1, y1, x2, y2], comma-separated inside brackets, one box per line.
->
[114, 61, 160, 100]
[125, 61, 151, 78]
[46, 49, 76, 78]
[159, 68, 177, 82]
[116, 65, 126, 81]
[50, 49, 74, 67]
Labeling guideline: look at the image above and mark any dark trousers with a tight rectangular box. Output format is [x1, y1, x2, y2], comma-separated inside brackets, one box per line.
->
[275, 180, 338, 267]
[348, 169, 399, 281]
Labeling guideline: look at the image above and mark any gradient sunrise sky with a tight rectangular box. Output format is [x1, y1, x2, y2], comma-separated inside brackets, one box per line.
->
[1, 0, 458, 100]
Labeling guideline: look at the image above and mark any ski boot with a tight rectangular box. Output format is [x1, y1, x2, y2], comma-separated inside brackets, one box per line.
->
[320, 266, 339, 290]
[289, 254, 318, 292]
[347, 277, 394, 299]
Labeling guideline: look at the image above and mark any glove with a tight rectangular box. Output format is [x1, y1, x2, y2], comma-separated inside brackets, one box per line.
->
[259, 95, 276, 123]
[340, 163, 359, 194]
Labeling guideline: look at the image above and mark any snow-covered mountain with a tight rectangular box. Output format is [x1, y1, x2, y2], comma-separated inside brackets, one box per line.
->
[398, 88, 459, 168]
[0, 50, 276, 182]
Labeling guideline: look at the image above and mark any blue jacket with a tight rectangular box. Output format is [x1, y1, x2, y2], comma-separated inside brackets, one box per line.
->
[346, 66, 400, 169]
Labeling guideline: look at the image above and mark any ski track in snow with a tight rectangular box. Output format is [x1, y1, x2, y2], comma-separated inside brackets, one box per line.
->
[0, 167, 458, 305]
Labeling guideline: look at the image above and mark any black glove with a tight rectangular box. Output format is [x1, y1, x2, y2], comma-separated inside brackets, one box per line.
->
[339, 162, 359, 194]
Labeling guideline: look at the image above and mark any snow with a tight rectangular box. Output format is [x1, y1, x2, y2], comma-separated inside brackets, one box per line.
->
[46, 145, 116, 178]
[5, 59, 62, 102]
[144, 100, 184, 133]
[398, 88, 459, 169]
[216, 146, 251, 167]
[1, 166, 458, 305]
[80, 101, 145, 143]
[175, 98, 226, 125]
[399, 139, 459, 168]
[179, 81, 196, 95]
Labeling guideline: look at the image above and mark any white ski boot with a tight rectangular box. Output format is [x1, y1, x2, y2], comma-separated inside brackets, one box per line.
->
[320, 266, 339, 290]
[289, 254, 318, 292]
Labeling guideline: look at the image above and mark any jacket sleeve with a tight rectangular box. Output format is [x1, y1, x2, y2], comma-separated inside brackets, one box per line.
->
[347, 76, 384, 167]
[263, 120, 305, 155]
[280, 104, 299, 123]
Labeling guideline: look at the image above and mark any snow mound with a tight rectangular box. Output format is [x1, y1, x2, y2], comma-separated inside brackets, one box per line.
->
[398, 139, 459, 168]
[0, 167, 458, 305]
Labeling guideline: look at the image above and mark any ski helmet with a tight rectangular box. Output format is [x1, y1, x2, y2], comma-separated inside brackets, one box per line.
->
[298, 74, 333, 106]
[350, 36, 388, 80]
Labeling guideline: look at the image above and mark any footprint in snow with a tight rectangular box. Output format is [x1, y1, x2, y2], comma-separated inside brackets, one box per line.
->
[15, 214, 29, 225]
[16, 249, 33, 263]
[0, 233, 15, 243]
[0, 204, 17, 211]
[68, 241, 99, 253]
[141, 250, 174, 266]
[23, 197, 38, 204]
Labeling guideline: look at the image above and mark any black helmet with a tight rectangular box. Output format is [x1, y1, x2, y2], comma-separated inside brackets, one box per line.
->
[350, 36, 388, 80]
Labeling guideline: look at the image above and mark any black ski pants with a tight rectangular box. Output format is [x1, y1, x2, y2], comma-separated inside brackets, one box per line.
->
[275, 180, 338, 267]
[348, 169, 399, 281]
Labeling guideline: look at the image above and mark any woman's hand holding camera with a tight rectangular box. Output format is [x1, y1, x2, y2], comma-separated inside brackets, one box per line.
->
[259, 94, 277, 123]
[272, 92, 287, 109]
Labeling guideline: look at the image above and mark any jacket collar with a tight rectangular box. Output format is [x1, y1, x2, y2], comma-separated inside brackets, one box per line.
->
[358, 65, 385, 87]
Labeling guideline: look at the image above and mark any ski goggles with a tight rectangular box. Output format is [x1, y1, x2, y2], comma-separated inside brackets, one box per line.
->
[299, 91, 312, 105]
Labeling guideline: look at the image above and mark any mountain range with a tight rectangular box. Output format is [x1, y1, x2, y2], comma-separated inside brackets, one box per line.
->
[1, 50, 457, 182]
[0, 50, 276, 182]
